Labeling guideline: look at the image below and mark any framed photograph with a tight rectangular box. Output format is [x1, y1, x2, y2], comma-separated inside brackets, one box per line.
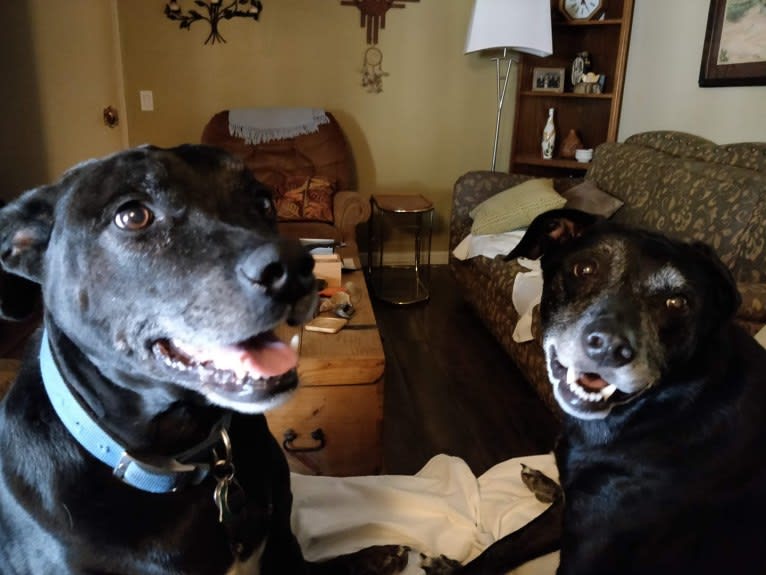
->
[532, 67, 565, 93]
[699, 0, 766, 87]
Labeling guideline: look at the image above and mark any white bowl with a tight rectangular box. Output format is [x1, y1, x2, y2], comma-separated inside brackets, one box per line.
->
[575, 149, 593, 163]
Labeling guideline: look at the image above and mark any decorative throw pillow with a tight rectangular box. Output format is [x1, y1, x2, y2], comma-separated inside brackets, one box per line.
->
[469, 178, 566, 235]
[275, 176, 336, 223]
[561, 180, 624, 218]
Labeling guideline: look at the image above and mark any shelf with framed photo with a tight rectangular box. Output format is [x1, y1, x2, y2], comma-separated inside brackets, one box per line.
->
[510, 0, 634, 178]
[532, 67, 566, 93]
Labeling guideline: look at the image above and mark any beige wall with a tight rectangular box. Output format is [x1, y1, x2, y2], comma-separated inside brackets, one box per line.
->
[620, 0, 766, 143]
[117, 0, 511, 259]
[6, 1, 766, 248]
[1, 1, 127, 200]
[0, 1, 46, 199]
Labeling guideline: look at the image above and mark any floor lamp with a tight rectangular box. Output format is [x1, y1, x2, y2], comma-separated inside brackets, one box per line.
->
[465, 0, 553, 172]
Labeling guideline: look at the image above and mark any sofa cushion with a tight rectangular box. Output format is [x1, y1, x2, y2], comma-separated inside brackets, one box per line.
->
[626, 131, 766, 173]
[587, 138, 765, 281]
[469, 178, 565, 235]
[625, 131, 715, 163]
[650, 161, 760, 275]
[586, 143, 669, 228]
[275, 176, 336, 223]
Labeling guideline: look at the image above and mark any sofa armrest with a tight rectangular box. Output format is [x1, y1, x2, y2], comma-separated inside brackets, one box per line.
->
[450, 171, 533, 252]
[737, 283, 766, 323]
[334, 190, 370, 249]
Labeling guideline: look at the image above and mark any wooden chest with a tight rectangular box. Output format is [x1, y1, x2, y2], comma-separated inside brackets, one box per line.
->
[267, 268, 385, 476]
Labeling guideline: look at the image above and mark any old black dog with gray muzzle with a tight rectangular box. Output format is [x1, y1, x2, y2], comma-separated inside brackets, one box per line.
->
[427, 209, 766, 575]
[0, 145, 407, 574]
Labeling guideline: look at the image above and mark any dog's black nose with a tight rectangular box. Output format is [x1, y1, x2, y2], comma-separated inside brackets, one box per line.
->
[582, 319, 635, 367]
[239, 241, 315, 300]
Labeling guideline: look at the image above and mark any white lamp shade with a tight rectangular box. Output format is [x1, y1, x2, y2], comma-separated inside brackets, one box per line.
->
[465, 0, 552, 58]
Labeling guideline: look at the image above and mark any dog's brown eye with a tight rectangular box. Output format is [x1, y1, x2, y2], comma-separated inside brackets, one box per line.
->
[260, 198, 276, 219]
[573, 260, 598, 277]
[251, 196, 276, 220]
[114, 202, 154, 230]
[666, 295, 688, 311]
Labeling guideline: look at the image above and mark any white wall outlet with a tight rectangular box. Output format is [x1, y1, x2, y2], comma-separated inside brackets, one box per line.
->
[139, 90, 154, 112]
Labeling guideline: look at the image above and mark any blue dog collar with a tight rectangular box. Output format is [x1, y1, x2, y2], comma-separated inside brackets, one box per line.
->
[40, 329, 224, 494]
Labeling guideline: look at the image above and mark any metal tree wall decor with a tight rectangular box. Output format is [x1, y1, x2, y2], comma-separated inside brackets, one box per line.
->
[165, 0, 263, 45]
[341, 0, 419, 92]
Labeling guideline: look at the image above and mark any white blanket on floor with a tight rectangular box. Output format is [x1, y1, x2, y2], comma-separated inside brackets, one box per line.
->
[290, 453, 559, 574]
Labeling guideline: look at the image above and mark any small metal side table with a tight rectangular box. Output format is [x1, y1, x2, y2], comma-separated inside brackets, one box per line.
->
[367, 194, 434, 305]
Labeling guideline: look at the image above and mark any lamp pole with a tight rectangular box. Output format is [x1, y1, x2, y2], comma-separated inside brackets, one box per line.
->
[464, 0, 553, 172]
[490, 48, 516, 172]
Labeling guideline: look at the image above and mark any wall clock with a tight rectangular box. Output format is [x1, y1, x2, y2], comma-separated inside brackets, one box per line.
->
[559, 0, 604, 21]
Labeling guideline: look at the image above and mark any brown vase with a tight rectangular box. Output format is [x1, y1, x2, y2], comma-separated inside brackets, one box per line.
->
[560, 129, 583, 159]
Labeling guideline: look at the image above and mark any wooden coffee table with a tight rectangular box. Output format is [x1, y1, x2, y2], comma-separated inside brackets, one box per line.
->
[267, 260, 385, 476]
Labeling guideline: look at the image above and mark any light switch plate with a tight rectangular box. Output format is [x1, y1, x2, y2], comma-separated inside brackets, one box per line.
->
[139, 91, 154, 111]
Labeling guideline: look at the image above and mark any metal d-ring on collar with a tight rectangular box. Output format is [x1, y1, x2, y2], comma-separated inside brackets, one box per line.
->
[39, 328, 230, 494]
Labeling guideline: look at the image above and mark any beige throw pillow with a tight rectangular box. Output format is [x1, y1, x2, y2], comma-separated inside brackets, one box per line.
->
[469, 178, 566, 235]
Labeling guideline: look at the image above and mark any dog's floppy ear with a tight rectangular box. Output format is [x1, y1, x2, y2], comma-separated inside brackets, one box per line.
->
[0, 271, 40, 321]
[0, 183, 62, 283]
[690, 241, 742, 320]
[504, 208, 600, 261]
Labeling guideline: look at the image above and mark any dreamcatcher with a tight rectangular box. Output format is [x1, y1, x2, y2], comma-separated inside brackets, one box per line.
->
[361, 47, 388, 93]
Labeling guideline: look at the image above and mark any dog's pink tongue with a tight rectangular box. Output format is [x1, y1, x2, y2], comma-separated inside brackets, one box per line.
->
[208, 334, 297, 378]
[239, 334, 297, 378]
[579, 373, 608, 391]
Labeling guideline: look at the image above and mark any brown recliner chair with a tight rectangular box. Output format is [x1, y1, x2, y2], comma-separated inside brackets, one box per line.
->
[201, 110, 369, 253]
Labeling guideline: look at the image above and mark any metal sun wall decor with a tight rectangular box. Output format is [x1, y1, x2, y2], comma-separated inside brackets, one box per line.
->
[341, 0, 420, 93]
[165, 0, 263, 45]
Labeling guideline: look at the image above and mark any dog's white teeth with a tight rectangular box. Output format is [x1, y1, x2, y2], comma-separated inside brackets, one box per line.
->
[566, 373, 607, 403]
[601, 383, 617, 399]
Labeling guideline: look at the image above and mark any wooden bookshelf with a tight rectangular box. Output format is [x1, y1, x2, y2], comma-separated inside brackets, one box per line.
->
[510, 0, 634, 177]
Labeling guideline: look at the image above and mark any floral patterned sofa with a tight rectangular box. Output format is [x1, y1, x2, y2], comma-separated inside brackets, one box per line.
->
[449, 131, 766, 414]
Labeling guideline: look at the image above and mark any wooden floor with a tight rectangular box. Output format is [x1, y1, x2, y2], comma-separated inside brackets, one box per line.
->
[373, 265, 560, 477]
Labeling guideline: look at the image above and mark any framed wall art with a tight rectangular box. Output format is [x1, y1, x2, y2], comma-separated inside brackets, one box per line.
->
[699, 0, 766, 87]
[532, 67, 565, 93]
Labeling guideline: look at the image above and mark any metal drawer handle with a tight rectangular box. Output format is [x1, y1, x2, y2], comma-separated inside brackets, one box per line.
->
[283, 428, 326, 453]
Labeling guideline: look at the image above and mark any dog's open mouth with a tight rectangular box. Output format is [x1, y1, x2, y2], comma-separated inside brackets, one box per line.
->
[548, 348, 631, 418]
[152, 331, 298, 408]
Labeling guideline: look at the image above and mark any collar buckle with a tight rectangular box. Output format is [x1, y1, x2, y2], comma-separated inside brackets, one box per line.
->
[113, 451, 208, 492]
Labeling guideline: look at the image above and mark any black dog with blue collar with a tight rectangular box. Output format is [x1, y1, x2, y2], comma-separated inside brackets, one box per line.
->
[0, 146, 407, 575]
